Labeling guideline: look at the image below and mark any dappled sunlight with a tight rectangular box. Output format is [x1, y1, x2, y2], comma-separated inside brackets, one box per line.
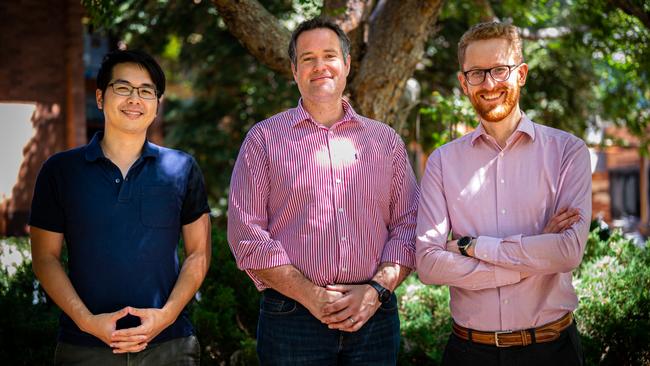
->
[0, 103, 37, 200]
[421, 217, 448, 241]
[458, 160, 494, 201]
[313, 137, 359, 169]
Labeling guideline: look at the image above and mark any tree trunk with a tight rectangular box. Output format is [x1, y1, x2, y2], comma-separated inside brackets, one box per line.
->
[211, 0, 444, 125]
[349, 0, 443, 124]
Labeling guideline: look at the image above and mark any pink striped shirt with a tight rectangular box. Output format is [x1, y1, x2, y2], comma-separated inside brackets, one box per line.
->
[228, 99, 419, 290]
[416, 114, 592, 332]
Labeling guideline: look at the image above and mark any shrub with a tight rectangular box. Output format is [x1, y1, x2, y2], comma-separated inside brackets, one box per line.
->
[397, 274, 451, 365]
[0, 237, 59, 365]
[190, 227, 259, 366]
[575, 229, 650, 365]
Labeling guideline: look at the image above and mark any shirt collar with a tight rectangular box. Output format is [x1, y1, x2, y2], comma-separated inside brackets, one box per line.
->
[84, 131, 159, 162]
[469, 112, 536, 146]
[290, 98, 365, 128]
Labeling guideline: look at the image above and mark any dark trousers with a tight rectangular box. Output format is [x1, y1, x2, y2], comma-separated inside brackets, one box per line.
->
[441, 321, 584, 366]
[54, 335, 200, 366]
[256, 289, 400, 366]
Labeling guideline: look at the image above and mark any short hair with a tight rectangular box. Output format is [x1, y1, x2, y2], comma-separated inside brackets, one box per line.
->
[96, 49, 166, 99]
[457, 21, 523, 69]
[288, 17, 351, 66]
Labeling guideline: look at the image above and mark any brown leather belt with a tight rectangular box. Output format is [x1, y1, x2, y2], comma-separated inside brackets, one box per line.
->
[452, 312, 573, 347]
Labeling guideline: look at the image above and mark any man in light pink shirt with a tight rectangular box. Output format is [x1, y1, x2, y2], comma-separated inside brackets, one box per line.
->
[416, 22, 591, 365]
[228, 17, 419, 365]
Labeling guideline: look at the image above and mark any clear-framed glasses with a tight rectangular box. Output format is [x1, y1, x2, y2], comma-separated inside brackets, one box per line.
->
[462, 63, 522, 86]
[108, 81, 158, 100]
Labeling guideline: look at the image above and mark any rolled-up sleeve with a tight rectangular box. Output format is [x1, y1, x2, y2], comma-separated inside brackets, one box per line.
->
[381, 133, 419, 268]
[227, 128, 291, 272]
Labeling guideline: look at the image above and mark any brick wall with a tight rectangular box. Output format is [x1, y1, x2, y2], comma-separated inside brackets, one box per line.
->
[0, 0, 85, 236]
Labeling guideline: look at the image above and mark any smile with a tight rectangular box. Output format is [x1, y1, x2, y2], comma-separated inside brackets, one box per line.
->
[480, 91, 505, 101]
[121, 110, 143, 118]
[311, 76, 332, 82]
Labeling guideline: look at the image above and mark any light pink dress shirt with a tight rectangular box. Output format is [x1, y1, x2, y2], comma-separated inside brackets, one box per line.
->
[416, 114, 591, 332]
[229, 99, 419, 290]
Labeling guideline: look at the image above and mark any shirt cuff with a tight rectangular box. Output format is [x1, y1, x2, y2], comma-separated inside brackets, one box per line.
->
[237, 240, 292, 270]
[380, 240, 416, 269]
[476, 236, 520, 286]
[474, 235, 501, 263]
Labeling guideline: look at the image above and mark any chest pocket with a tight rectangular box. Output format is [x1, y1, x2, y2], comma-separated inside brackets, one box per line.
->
[140, 185, 180, 228]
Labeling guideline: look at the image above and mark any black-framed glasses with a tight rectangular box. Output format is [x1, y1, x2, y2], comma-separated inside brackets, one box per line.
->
[462, 63, 522, 86]
[108, 81, 157, 100]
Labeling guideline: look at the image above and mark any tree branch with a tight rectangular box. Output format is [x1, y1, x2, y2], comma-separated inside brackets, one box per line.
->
[211, 0, 292, 78]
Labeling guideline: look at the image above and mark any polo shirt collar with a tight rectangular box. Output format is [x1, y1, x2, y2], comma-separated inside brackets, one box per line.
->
[290, 98, 365, 128]
[469, 112, 536, 146]
[84, 131, 159, 162]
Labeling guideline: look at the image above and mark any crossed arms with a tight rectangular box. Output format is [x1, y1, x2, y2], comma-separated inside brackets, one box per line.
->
[415, 141, 592, 290]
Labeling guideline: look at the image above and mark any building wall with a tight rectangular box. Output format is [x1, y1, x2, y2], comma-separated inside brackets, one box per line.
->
[0, 0, 85, 235]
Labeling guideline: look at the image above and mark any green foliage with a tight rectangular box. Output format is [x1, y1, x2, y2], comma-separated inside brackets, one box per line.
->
[414, 0, 649, 152]
[190, 228, 260, 365]
[418, 91, 477, 150]
[0, 237, 59, 365]
[396, 275, 451, 365]
[575, 231, 650, 365]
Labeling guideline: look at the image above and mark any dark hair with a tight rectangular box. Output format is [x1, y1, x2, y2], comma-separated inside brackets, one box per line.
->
[288, 17, 350, 66]
[96, 49, 166, 99]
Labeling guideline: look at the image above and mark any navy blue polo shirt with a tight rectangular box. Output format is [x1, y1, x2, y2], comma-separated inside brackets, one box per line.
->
[29, 132, 210, 347]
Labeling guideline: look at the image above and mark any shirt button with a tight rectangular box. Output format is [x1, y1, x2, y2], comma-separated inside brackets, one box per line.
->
[499, 152, 504, 157]
[115, 178, 120, 183]
[503, 299, 509, 304]
[500, 179, 505, 184]
[338, 208, 344, 213]
[335, 178, 342, 184]
[501, 209, 506, 215]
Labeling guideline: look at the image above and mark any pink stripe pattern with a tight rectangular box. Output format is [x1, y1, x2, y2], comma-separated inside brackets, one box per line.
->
[228, 99, 419, 290]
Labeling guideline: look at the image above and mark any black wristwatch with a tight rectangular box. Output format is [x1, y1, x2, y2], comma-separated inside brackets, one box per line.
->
[368, 280, 391, 303]
[457, 236, 474, 257]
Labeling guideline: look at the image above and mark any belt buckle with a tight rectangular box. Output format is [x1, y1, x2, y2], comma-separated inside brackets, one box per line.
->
[494, 331, 511, 347]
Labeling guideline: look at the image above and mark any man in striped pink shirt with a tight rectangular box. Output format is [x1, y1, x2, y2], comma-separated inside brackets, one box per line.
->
[416, 22, 591, 365]
[228, 18, 419, 365]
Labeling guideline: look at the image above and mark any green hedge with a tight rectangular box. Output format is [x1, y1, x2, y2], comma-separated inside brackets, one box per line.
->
[1, 222, 648, 365]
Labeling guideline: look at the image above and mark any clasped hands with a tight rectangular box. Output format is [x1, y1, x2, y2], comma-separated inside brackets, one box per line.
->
[304, 283, 382, 333]
[81, 306, 173, 354]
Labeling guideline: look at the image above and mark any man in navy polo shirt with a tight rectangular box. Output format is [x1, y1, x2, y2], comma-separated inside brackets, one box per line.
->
[30, 50, 211, 365]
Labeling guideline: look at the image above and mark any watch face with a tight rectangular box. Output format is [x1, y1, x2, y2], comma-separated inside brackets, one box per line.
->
[458, 236, 471, 248]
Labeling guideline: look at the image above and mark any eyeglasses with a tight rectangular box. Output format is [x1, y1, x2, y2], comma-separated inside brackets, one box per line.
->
[462, 63, 522, 86]
[108, 81, 157, 100]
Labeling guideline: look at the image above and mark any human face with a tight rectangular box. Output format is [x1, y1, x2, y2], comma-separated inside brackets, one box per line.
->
[95, 62, 158, 135]
[292, 28, 351, 105]
[458, 38, 528, 123]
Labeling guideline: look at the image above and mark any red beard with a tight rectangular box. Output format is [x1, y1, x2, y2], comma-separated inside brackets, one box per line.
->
[468, 83, 520, 122]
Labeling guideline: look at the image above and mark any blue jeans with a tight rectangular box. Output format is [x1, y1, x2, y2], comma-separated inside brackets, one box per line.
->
[257, 289, 400, 366]
[54, 335, 200, 366]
